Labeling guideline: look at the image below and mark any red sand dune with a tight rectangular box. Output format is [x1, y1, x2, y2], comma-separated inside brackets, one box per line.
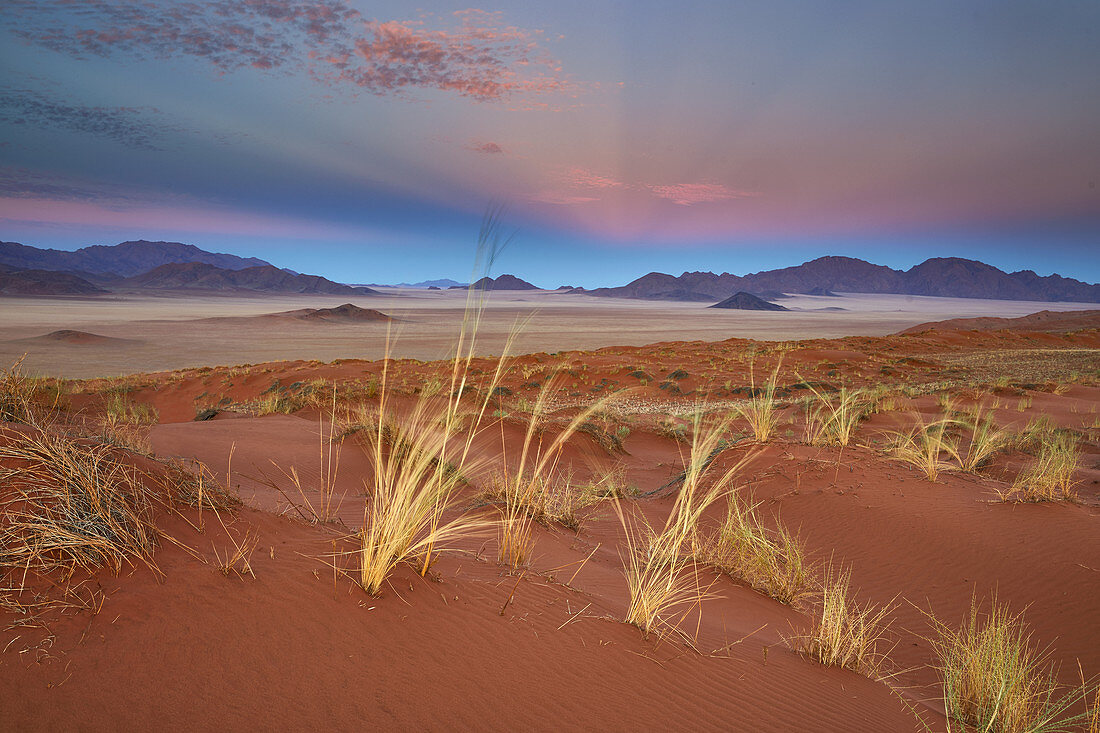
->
[900, 308, 1100, 334]
[3, 324, 1099, 730]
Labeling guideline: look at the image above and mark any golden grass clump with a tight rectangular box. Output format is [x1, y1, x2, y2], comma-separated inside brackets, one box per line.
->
[790, 564, 894, 676]
[355, 211, 519, 594]
[955, 404, 1012, 473]
[734, 359, 783, 443]
[1004, 431, 1080, 502]
[888, 415, 958, 481]
[701, 493, 809, 605]
[929, 597, 1096, 733]
[618, 410, 750, 637]
[0, 430, 158, 577]
[804, 386, 867, 447]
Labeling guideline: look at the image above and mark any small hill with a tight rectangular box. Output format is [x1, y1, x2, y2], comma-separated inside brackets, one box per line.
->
[0, 265, 108, 296]
[122, 263, 377, 295]
[456, 274, 539, 291]
[805, 287, 838, 296]
[11, 330, 139, 345]
[709, 292, 790, 311]
[279, 304, 391, 323]
[0, 240, 272, 277]
[899, 309, 1100, 335]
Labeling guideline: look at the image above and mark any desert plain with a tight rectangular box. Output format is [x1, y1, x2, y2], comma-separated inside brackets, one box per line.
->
[1, 289, 1099, 732]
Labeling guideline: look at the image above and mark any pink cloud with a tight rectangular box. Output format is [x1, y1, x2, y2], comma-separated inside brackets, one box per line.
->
[647, 182, 759, 205]
[563, 167, 627, 189]
[7, 2, 578, 103]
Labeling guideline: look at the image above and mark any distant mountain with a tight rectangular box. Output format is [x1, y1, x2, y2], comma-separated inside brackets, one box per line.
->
[589, 256, 1100, 303]
[452, 274, 539, 291]
[121, 262, 378, 295]
[0, 240, 273, 277]
[709, 292, 789, 311]
[0, 263, 107, 296]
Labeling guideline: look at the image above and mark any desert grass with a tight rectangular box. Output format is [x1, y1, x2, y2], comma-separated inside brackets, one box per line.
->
[888, 415, 958, 481]
[97, 393, 159, 453]
[804, 386, 867, 447]
[618, 410, 750, 637]
[0, 430, 158, 577]
[790, 563, 895, 676]
[734, 359, 783, 443]
[490, 376, 614, 567]
[954, 404, 1013, 473]
[354, 211, 514, 594]
[0, 356, 61, 428]
[1003, 432, 1080, 502]
[616, 500, 709, 639]
[928, 596, 1097, 733]
[701, 493, 810, 605]
[258, 386, 347, 525]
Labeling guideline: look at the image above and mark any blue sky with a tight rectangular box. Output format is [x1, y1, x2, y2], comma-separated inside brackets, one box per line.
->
[1, 0, 1098, 287]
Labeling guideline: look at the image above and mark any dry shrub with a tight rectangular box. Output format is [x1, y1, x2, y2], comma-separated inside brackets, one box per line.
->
[929, 597, 1096, 733]
[0, 430, 158, 577]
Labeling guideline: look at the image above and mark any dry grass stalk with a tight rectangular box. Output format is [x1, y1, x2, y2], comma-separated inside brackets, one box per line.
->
[929, 596, 1096, 733]
[790, 564, 894, 676]
[355, 212, 516, 594]
[888, 415, 958, 481]
[955, 404, 1012, 472]
[1004, 432, 1080, 502]
[734, 359, 783, 443]
[804, 386, 867, 447]
[616, 500, 709, 639]
[0, 356, 61, 428]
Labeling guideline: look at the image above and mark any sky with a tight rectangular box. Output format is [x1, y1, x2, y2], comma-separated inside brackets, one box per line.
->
[1, 0, 1098, 287]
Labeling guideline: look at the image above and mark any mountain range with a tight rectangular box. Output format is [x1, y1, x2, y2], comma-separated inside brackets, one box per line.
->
[0, 240, 271, 277]
[587, 256, 1100, 303]
[0, 241, 373, 296]
[449, 274, 540, 291]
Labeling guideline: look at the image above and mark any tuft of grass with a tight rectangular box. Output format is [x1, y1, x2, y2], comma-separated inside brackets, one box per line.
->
[804, 386, 867, 447]
[618, 409, 750, 638]
[0, 356, 62, 427]
[701, 493, 810, 605]
[1003, 432, 1079, 502]
[928, 596, 1097, 733]
[955, 404, 1012, 473]
[733, 359, 783, 443]
[790, 564, 895, 676]
[0, 431, 159, 577]
[888, 415, 958, 482]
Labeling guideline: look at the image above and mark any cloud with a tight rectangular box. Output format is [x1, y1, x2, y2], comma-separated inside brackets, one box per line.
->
[467, 140, 505, 154]
[0, 87, 179, 149]
[647, 182, 759, 205]
[562, 167, 626, 189]
[4, 2, 576, 103]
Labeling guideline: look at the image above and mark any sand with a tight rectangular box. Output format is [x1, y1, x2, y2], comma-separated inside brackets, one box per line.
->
[2, 317, 1099, 730]
[2, 288, 1098, 378]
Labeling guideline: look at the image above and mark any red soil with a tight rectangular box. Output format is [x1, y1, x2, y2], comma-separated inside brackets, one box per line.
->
[4, 321, 1099, 730]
